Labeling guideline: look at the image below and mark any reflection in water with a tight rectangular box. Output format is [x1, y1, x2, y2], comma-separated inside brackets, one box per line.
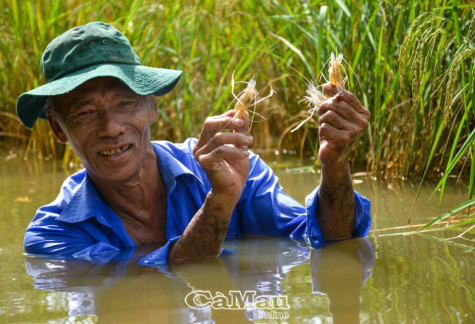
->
[3, 158, 473, 323]
[25, 237, 373, 323]
[311, 238, 373, 324]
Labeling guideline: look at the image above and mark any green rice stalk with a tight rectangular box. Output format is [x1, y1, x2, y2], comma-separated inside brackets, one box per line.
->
[445, 48, 475, 120]
[419, 197, 475, 231]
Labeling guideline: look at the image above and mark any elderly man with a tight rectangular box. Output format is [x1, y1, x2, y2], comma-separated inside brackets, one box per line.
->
[17, 22, 371, 266]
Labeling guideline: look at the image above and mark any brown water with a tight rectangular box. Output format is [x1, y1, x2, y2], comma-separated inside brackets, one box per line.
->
[0, 155, 473, 323]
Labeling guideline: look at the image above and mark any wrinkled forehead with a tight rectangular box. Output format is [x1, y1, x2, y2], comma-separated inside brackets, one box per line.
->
[52, 77, 141, 112]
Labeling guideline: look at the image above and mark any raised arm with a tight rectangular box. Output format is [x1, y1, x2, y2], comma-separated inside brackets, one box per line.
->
[316, 83, 371, 241]
[168, 111, 253, 262]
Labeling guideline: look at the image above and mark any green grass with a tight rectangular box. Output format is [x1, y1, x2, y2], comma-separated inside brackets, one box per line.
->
[0, 0, 473, 229]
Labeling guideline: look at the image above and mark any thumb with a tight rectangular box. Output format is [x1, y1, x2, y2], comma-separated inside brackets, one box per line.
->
[322, 82, 345, 97]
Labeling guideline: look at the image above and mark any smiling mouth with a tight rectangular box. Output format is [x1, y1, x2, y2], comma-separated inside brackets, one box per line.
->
[98, 144, 132, 157]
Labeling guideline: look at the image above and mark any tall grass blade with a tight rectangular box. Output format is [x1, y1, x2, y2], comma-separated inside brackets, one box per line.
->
[432, 128, 475, 195]
[419, 198, 475, 231]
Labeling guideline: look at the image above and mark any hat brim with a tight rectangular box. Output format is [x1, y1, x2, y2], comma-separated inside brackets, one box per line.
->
[16, 63, 182, 128]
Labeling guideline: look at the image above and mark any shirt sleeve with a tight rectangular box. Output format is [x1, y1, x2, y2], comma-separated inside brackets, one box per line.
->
[126, 150, 371, 267]
[136, 236, 181, 267]
[305, 186, 371, 248]
[24, 207, 121, 263]
[237, 154, 371, 248]
[24, 170, 132, 263]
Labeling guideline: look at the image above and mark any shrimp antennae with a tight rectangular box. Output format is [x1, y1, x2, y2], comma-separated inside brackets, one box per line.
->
[292, 52, 347, 132]
[232, 72, 275, 124]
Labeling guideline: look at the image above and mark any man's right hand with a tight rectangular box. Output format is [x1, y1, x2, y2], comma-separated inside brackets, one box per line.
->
[169, 111, 253, 263]
[193, 110, 253, 209]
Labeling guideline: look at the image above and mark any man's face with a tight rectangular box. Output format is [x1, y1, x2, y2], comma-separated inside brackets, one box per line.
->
[47, 77, 158, 183]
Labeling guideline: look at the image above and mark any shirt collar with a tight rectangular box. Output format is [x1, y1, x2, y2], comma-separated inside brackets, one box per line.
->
[152, 141, 204, 196]
[57, 172, 109, 224]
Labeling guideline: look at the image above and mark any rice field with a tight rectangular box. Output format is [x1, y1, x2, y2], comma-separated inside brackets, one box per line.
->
[0, 0, 473, 227]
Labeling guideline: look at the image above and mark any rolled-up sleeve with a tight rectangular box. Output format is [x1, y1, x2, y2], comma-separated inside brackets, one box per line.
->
[305, 186, 371, 248]
[137, 236, 181, 266]
[238, 154, 371, 248]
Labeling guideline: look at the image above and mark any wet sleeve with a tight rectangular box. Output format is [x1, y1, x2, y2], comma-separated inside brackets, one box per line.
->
[137, 236, 181, 267]
[236, 155, 308, 238]
[238, 154, 371, 248]
[24, 210, 121, 263]
[305, 186, 371, 248]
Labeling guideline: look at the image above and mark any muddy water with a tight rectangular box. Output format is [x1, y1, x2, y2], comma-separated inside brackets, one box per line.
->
[0, 156, 473, 323]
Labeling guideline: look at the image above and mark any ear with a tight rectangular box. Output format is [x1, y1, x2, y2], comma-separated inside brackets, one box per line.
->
[46, 108, 68, 144]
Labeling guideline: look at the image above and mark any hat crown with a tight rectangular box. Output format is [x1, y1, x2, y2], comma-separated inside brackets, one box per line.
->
[41, 22, 141, 82]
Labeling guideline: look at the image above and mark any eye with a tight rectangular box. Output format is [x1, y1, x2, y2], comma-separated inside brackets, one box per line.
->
[77, 109, 93, 116]
[118, 101, 135, 108]
[63, 108, 95, 127]
[72, 109, 95, 119]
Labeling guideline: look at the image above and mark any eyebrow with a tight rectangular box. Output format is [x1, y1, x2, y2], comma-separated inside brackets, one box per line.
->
[70, 99, 92, 110]
[112, 91, 141, 100]
[65, 88, 141, 113]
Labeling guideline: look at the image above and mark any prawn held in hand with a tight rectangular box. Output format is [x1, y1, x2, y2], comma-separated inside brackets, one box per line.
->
[329, 52, 344, 86]
[234, 79, 258, 119]
[291, 52, 346, 132]
[230, 73, 275, 128]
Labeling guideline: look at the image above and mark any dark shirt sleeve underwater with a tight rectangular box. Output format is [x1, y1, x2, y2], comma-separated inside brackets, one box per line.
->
[24, 139, 371, 266]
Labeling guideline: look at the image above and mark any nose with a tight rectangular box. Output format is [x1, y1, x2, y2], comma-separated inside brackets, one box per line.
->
[96, 109, 125, 138]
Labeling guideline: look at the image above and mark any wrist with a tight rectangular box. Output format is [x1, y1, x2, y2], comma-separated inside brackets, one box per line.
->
[204, 190, 240, 217]
[321, 162, 350, 185]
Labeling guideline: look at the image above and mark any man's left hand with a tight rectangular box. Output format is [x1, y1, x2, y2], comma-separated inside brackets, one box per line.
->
[315, 83, 371, 241]
[318, 83, 371, 173]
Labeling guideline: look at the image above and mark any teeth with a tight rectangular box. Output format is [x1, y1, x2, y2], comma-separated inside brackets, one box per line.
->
[99, 145, 131, 156]
[100, 148, 121, 156]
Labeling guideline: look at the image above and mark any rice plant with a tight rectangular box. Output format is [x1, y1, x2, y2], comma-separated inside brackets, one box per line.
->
[0, 0, 473, 230]
[399, 9, 474, 229]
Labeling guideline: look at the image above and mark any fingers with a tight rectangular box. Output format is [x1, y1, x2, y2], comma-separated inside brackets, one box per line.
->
[194, 131, 253, 158]
[318, 83, 370, 134]
[318, 121, 353, 151]
[318, 99, 361, 125]
[316, 84, 371, 166]
[206, 110, 250, 133]
[197, 145, 250, 173]
[193, 110, 253, 177]
[193, 111, 250, 156]
[193, 111, 252, 199]
[322, 82, 345, 97]
[318, 100, 369, 134]
[318, 109, 353, 130]
[322, 83, 368, 115]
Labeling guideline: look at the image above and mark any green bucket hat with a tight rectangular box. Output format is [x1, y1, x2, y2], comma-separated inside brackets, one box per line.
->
[16, 21, 182, 128]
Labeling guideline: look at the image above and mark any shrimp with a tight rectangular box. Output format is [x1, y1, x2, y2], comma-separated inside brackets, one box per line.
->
[290, 82, 326, 132]
[233, 79, 258, 119]
[231, 72, 275, 122]
[329, 52, 344, 86]
[291, 52, 345, 133]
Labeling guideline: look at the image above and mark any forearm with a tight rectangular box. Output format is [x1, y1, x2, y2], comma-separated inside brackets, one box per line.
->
[169, 191, 236, 263]
[317, 163, 355, 241]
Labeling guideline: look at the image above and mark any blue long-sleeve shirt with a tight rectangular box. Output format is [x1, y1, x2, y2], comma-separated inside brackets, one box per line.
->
[24, 138, 371, 266]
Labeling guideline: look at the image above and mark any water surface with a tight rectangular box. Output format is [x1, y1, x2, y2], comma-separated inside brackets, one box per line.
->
[0, 156, 473, 323]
